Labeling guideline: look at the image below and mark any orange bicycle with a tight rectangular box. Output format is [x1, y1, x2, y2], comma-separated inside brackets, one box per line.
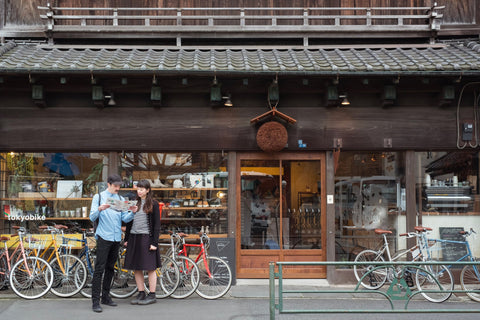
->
[173, 230, 232, 299]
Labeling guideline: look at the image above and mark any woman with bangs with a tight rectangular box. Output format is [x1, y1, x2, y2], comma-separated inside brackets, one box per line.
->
[124, 179, 162, 305]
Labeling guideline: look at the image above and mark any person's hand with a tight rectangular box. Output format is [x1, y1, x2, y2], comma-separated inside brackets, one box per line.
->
[149, 245, 157, 251]
[98, 204, 110, 211]
[124, 241, 128, 247]
[129, 205, 138, 213]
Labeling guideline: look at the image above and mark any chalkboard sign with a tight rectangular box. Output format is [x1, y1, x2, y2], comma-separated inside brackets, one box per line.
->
[439, 227, 467, 268]
[209, 237, 236, 285]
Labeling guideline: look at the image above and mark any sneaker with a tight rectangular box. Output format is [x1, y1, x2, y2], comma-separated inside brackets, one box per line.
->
[131, 291, 146, 305]
[138, 292, 156, 305]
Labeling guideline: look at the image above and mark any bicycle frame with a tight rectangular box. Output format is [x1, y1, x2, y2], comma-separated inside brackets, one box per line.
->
[422, 229, 479, 278]
[35, 226, 70, 275]
[0, 228, 36, 280]
[178, 234, 212, 278]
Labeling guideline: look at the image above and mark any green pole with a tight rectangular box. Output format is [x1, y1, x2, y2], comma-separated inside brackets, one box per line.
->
[269, 262, 276, 320]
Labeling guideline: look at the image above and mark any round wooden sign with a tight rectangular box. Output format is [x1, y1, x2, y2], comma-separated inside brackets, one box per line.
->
[256, 121, 288, 152]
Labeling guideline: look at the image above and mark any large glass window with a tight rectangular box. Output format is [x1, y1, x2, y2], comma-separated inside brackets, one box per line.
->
[240, 159, 322, 250]
[334, 152, 406, 262]
[415, 151, 480, 258]
[118, 152, 228, 236]
[0, 152, 108, 232]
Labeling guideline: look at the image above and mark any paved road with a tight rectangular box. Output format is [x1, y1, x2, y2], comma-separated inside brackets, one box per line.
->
[1, 284, 480, 320]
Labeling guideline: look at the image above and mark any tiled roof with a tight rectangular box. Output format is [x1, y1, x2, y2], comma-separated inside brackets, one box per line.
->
[1, 41, 480, 75]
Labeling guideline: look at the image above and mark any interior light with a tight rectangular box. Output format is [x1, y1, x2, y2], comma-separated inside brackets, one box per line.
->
[339, 94, 350, 106]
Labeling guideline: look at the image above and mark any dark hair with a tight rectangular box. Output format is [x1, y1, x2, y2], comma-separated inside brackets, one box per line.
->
[107, 174, 123, 185]
[136, 179, 153, 213]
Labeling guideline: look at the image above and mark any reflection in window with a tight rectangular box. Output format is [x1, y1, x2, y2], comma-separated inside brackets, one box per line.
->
[334, 152, 405, 262]
[0, 152, 108, 226]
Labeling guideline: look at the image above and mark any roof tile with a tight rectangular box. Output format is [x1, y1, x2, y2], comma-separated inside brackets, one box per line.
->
[1, 41, 480, 75]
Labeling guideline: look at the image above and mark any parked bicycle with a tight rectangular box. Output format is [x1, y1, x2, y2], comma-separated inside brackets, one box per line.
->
[421, 227, 480, 302]
[0, 226, 53, 299]
[109, 241, 181, 299]
[165, 231, 200, 299]
[354, 227, 453, 303]
[36, 224, 87, 297]
[173, 230, 232, 299]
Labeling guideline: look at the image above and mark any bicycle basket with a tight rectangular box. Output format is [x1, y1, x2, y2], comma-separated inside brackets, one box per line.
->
[26, 236, 48, 251]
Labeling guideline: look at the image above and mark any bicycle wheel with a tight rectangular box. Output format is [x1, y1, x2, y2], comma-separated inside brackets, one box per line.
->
[50, 254, 87, 297]
[79, 250, 95, 298]
[155, 255, 180, 299]
[110, 263, 137, 298]
[415, 263, 453, 303]
[0, 253, 7, 290]
[195, 256, 232, 299]
[353, 249, 387, 289]
[460, 264, 480, 302]
[170, 255, 200, 299]
[9, 256, 53, 299]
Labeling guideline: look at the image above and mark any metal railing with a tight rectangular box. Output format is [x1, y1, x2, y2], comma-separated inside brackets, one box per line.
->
[269, 260, 480, 320]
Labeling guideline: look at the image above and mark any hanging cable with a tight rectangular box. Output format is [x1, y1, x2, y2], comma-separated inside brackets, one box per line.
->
[456, 82, 480, 149]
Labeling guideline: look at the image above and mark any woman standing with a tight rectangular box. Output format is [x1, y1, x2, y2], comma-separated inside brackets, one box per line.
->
[124, 179, 162, 305]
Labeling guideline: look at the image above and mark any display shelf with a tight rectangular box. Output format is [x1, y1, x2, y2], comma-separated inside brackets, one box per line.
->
[122, 187, 227, 191]
[1, 198, 92, 201]
[164, 206, 227, 210]
[158, 233, 228, 240]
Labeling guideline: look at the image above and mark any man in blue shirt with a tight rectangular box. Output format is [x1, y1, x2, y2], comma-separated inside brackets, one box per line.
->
[90, 174, 136, 313]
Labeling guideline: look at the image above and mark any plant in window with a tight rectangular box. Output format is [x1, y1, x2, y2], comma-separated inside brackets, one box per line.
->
[84, 162, 104, 196]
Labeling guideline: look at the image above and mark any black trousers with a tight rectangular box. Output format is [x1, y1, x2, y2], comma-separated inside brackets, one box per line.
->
[91, 236, 120, 303]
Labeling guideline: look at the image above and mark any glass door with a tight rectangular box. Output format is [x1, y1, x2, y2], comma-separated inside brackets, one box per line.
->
[237, 153, 326, 278]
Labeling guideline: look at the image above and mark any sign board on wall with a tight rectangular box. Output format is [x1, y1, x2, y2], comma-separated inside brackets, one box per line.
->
[439, 227, 467, 268]
[209, 237, 236, 285]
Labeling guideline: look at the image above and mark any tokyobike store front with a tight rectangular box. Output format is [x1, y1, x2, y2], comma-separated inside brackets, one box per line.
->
[235, 152, 326, 278]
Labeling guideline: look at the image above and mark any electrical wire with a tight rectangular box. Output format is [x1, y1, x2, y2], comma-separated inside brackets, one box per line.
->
[456, 82, 480, 149]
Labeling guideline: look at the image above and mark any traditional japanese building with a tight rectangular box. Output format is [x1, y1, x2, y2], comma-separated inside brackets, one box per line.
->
[1, 1, 480, 283]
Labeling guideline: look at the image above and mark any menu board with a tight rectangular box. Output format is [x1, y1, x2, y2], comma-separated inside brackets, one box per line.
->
[439, 227, 467, 267]
[209, 237, 236, 285]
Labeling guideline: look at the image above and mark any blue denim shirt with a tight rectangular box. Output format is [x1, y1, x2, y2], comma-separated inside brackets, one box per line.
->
[90, 190, 134, 242]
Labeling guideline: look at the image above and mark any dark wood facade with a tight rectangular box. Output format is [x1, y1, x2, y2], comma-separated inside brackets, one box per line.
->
[0, 74, 478, 152]
[1, 1, 480, 282]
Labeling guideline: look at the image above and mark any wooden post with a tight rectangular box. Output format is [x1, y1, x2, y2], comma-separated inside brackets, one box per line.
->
[112, 8, 118, 26]
[240, 9, 245, 27]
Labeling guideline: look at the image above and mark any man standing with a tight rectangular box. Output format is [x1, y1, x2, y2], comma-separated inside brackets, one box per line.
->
[89, 174, 137, 313]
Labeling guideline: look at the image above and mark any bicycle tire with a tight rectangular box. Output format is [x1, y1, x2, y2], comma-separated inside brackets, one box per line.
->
[0, 253, 7, 290]
[353, 249, 387, 289]
[156, 255, 180, 299]
[79, 250, 95, 298]
[9, 256, 53, 299]
[195, 256, 232, 300]
[170, 255, 200, 299]
[415, 263, 453, 303]
[460, 264, 480, 302]
[110, 268, 137, 298]
[50, 254, 87, 297]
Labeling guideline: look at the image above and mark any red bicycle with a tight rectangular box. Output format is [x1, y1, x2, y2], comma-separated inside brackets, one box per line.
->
[173, 230, 232, 299]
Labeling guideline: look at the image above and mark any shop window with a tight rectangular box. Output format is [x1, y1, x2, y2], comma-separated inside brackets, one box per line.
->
[334, 152, 406, 263]
[0, 152, 108, 232]
[118, 152, 228, 236]
[415, 151, 480, 258]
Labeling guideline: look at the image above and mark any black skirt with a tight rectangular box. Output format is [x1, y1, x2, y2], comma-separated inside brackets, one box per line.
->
[124, 234, 162, 271]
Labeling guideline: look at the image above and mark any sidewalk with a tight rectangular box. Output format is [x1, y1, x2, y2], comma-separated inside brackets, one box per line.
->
[1, 280, 479, 320]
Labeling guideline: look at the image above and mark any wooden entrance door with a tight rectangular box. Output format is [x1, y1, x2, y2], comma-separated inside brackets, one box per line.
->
[236, 152, 326, 278]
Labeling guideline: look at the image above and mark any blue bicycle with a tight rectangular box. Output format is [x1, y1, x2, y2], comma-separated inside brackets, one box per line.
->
[422, 228, 480, 302]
